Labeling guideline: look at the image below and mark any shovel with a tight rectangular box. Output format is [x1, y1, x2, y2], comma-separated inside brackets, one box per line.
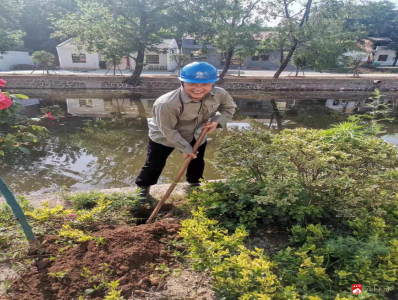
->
[146, 125, 210, 223]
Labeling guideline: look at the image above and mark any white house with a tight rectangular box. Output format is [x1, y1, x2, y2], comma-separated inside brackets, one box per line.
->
[181, 32, 294, 70]
[374, 46, 396, 66]
[129, 39, 179, 71]
[56, 38, 179, 71]
[0, 51, 34, 71]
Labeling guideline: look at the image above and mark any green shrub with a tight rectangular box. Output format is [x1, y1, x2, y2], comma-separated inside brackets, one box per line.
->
[67, 190, 139, 211]
[212, 122, 398, 229]
[273, 223, 398, 299]
[188, 181, 266, 231]
[180, 208, 299, 300]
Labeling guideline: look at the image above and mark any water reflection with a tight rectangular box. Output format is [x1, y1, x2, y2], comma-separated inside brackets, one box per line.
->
[1, 89, 397, 195]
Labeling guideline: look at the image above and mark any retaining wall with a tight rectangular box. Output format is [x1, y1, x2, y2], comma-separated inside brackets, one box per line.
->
[1, 75, 397, 91]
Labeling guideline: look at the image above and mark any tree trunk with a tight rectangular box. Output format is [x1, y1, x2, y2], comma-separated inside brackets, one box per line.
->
[270, 100, 282, 130]
[219, 50, 234, 81]
[273, 0, 312, 79]
[273, 40, 298, 78]
[393, 53, 398, 66]
[113, 64, 116, 76]
[132, 96, 148, 129]
[124, 48, 145, 86]
[295, 66, 299, 76]
[238, 63, 241, 76]
[46, 66, 49, 75]
[280, 48, 284, 64]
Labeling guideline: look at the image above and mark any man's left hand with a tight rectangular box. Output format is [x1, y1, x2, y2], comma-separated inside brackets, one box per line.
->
[203, 122, 219, 134]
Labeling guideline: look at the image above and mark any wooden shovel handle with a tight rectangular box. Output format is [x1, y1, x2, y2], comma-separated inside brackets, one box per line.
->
[146, 126, 210, 223]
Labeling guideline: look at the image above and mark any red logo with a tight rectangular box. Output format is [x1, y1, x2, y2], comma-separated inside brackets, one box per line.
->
[352, 284, 362, 294]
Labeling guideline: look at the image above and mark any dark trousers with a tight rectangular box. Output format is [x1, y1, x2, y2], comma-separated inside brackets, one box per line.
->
[135, 139, 207, 187]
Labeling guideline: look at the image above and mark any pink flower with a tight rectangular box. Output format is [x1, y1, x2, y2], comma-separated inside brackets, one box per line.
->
[0, 93, 13, 110]
[0, 79, 6, 87]
[67, 213, 77, 218]
[44, 112, 55, 120]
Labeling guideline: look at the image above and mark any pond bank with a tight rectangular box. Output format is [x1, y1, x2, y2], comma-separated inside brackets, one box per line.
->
[2, 74, 398, 91]
[0, 182, 203, 209]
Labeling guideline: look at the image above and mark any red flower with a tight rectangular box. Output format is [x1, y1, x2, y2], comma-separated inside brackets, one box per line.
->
[0, 93, 13, 110]
[44, 112, 55, 120]
[0, 79, 6, 87]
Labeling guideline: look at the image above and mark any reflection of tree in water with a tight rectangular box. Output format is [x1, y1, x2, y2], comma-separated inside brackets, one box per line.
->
[0, 118, 87, 193]
[269, 100, 283, 131]
[1, 96, 150, 194]
[283, 100, 347, 129]
[64, 95, 149, 186]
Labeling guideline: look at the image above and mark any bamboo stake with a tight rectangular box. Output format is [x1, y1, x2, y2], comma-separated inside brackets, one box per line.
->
[147, 126, 210, 223]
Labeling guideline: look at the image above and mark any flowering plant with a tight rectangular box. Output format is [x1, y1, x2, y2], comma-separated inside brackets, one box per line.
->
[0, 79, 48, 158]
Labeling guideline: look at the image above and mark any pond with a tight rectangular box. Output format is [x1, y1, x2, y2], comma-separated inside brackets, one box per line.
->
[1, 89, 398, 196]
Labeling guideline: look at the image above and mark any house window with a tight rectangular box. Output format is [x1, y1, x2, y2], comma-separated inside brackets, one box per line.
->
[251, 54, 270, 61]
[72, 54, 86, 63]
[79, 99, 93, 108]
[246, 101, 263, 108]
[146, 55, 160, 64]
[378, 55, 388, 61]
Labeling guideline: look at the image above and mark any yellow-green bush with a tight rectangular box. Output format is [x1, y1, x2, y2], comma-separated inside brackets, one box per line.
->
[180, 208, 299, 300]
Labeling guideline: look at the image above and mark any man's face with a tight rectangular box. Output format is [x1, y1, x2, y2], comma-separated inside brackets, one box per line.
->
[183, 82, 213, 101]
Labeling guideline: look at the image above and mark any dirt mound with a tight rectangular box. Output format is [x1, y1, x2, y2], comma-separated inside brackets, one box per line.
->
[8, 220, 181, 300]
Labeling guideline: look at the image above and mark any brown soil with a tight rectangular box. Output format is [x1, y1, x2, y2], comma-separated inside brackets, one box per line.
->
[7, 220, 182, 300]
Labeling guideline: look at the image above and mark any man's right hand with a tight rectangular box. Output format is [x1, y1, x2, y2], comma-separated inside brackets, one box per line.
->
[183, 152, 198, 159]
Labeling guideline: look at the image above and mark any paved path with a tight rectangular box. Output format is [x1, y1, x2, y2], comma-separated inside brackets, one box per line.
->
[1, 68, 398, 78]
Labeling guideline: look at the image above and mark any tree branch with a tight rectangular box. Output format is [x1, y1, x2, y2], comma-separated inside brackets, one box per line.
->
[240, 0, 261, 27]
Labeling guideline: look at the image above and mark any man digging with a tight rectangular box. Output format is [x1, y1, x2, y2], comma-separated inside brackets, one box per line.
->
[135, 62, 237, 200]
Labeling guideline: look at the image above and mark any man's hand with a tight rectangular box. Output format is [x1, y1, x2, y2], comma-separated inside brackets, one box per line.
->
[183, 151, 198, 159]
[203, 121, 219, 134]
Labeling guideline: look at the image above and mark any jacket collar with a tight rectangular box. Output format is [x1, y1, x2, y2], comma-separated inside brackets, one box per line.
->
[179, 87, 214, 104]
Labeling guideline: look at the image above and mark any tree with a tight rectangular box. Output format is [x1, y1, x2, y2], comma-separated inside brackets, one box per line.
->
[0, 0, 25, 54]
[170, 53, 190, 75]
[351, 0, 398, 37]
[233, 46, 257, 76]
[179, 0, 263, 80]
[52, 0, 179, 85]
[297, 18, 360, 72]
[31, 51, 55, 74]
[19, 0, 77, 54]
[291, 51, 308, 76]
[262, 0, 360, 78]
[257, 23, 292, 65]
[345, 52, 368, 77]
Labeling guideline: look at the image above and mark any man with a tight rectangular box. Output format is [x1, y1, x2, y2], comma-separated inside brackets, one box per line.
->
[135, 62, 237, 199]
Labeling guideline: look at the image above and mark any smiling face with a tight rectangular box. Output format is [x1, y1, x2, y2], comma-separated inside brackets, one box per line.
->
[183, 82, 214, 101]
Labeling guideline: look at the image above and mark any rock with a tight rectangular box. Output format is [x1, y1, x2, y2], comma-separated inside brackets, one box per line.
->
[198, 288, 208, 296]
[118, 276, 127, 285]
[159, 250, 168, 257]
[36, 259, 51, 269]
[139, 277, 151, 287]
[150, 276, 161, 286]
[119, 265, 129, 272]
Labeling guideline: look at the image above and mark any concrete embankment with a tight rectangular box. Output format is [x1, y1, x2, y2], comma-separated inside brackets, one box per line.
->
[1, 74, 397, 92]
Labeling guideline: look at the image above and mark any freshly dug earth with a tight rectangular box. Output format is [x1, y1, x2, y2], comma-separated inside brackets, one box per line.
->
[7, 220, 181, 300]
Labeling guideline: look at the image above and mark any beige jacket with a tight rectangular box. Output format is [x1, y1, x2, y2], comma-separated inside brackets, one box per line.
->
[148, 87, 237, 154]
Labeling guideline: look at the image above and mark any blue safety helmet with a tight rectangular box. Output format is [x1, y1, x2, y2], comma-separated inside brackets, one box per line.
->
[178, 62, 219, 83]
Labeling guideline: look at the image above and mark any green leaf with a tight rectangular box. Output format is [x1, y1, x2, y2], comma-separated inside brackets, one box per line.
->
[14, 94, 29, 99]
[18, 147, 31, 154]
[84, 288, 95, 295]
